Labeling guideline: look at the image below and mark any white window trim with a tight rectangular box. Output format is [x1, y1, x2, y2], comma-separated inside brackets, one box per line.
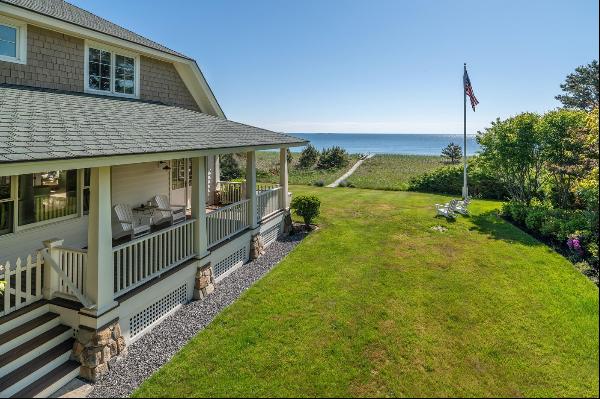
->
[0, 15, 27, 65]
[0, 171, 85, 236]
[84, 40, 140, 99]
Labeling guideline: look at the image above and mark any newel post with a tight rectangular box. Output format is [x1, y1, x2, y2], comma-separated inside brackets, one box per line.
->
[42, 238, 63, 300]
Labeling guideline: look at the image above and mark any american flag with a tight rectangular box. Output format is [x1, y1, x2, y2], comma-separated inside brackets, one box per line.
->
[463, 69, 479, 111]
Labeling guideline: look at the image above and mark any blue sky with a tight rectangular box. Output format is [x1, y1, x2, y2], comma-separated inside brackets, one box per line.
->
[71, 0, 599, 134]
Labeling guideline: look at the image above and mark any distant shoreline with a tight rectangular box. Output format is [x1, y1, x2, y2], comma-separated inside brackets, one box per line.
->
[288, 133, 480, 155]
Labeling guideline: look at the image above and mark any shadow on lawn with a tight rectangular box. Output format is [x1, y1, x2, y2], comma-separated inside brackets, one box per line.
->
[469, 210, 543, 247]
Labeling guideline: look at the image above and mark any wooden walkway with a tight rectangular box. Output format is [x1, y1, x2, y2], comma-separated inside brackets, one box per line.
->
[327, 153, 374, 187]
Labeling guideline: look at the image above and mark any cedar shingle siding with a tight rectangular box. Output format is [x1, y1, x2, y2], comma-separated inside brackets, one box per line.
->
[0, 25, 199, 111]
[0, 25, 84, 92]
[140, 55, 200, 111]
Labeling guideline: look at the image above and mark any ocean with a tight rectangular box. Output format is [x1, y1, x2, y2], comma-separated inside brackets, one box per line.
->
[290, 133, 480, 156]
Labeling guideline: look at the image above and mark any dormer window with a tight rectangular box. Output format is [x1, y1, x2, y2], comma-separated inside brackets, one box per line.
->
[0, 16, 27, 64]
[84, 41, 139, 98]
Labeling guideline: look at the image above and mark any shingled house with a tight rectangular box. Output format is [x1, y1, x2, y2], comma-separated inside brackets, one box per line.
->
[0, 0, 305, 396]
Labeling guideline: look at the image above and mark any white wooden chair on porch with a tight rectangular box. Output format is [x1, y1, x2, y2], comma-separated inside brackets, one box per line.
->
[112, 204, 152, 239]
[151, 194, 186, 225]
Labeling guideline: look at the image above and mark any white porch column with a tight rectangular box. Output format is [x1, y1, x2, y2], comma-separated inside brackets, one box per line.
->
[191, 156, 209, 257]
[246, 151, 258, 229]
[85, 166, 116, 314]
[279, 148, 289, 209]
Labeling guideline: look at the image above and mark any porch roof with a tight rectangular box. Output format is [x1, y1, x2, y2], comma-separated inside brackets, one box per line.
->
[0, 85, 307, 164]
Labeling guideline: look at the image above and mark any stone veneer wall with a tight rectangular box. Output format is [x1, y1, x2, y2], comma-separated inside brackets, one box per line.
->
[0, 25, 200, 111]
[0, 25, 84, 92]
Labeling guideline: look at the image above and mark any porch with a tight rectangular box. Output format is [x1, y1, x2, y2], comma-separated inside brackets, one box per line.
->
[0, 149, 290, 322]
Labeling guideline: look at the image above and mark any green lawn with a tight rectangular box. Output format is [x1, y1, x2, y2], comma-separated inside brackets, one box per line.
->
[257, 151, 359, 186]
[134, 187, 599, 398]
[347, 154, 445, 190]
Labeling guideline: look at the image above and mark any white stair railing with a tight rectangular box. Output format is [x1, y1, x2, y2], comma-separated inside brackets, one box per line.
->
[257, 187, 282, 221]
[0, 253, 43, 317]
[206, 199, 250, 247]
[55, 247, 87, 299]
[112, 219, 197, 298]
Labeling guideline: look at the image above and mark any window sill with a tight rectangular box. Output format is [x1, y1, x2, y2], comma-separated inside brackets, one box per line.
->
[84, 87, 139, 100]
[0, 55, 26, 65]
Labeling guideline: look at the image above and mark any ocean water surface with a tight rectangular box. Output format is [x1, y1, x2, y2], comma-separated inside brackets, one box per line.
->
[291, 133, 480, 155]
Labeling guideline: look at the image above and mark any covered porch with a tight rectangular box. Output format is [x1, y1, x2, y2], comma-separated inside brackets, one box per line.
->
[0, 148, 291, 319]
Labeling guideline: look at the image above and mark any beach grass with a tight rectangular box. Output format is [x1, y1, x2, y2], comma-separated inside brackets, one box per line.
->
[133, 186, 599, 397]
[256, 151, 360, 186]
[347, 154, 445, 190]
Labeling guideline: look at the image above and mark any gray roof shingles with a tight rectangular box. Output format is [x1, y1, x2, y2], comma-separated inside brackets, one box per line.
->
[0, 85, 306, 164]
[1, 0, 190, 59]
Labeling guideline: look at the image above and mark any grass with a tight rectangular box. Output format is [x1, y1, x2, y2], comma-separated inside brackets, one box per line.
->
[256, 151, 359, 186]
[133, 186, 598, 397]
[347, 154, 446, 190]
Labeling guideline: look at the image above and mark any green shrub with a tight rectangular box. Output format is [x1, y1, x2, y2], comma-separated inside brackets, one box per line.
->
[408, 160, 508, 199]
[298, 144, 319, 169]
[313, 180, 325, 187]
[337, 179, 354, 188]
[291, 195, 321, 227]
[317, 146, 349, 170]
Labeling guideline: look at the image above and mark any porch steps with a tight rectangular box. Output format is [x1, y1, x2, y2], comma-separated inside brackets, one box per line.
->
[0, 301, 49, 336]
[0, 307, 78, 398]
[0, 313, 61, 355]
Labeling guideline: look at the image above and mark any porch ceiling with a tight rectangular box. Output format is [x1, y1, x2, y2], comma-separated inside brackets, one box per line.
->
[0, 85, 307, 164]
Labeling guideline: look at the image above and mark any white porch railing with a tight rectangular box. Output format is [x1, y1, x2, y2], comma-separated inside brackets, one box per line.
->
[257, 187, 283, 221]
[0, 253, 43, 317]
[218, 181, 245, 205]
[206, 199, 250, 247]
[257, 182, 279, 192]
[113, 219, 197, 298]
[218, 181, 280, 205]
[55, 247, 87, 299]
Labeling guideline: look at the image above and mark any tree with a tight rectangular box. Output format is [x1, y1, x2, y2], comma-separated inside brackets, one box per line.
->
[477, 113, 544, 204]
[286, 148, 293, 164]
[219, 153, 243, 180]
[298, 144, 319, 168]
[555, 60, 599, 111]
[316, 146, 349, 170]
[537, 109, 589, 209]
[441, 142, 462, 164]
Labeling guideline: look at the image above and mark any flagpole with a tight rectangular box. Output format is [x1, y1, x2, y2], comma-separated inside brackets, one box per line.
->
[462, 63, 468, 199]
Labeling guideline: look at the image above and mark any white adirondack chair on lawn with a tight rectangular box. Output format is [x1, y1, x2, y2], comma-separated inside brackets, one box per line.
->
[435, 203, 456, 219]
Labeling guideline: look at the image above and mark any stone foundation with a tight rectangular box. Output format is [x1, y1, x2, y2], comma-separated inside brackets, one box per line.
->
[193, 262, 215, 300]
[250, 233, 265, 260]
[73, 320, 126, 382]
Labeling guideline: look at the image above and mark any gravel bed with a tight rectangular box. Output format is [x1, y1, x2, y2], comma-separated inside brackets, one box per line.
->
[88, 232, 306, 398]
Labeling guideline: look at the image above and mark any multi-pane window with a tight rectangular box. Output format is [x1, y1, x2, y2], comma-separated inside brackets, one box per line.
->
[171, 159, 186, 190]
[0, 17, 25, 64]
[86, 45, 137, 97]
[0, 24, 17, 58]
[82, 169, 91, 215]
[115, 55, 135, 95]
[88, 48, 112, 92]
[0, 177, 13, 236]
[18, 170, 78, 226]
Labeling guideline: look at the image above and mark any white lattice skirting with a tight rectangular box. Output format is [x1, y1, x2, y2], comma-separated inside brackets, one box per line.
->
[129, 284, 188, 339]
